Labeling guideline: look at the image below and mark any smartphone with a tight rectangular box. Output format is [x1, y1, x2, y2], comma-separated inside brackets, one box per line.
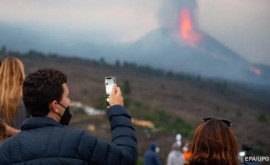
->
[105, 76, 116, 104]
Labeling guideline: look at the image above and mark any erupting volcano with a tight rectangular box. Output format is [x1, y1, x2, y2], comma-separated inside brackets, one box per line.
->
[176, 4, 264, 79]
[127, 0, 269, 86]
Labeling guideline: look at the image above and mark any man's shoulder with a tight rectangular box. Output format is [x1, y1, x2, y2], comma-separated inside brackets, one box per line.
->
[17, 125, 88, 141]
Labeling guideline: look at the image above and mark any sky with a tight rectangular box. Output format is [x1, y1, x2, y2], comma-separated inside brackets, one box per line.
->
[0, 0, 269, 65]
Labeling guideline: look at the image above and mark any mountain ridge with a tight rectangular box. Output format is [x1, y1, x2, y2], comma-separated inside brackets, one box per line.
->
[0, 23, 269, 86]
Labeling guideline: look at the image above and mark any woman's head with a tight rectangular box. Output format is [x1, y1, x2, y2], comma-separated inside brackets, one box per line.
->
[189, 118, 239, 165]
[0, 57, 25, 83]
[0, 57, 25, 123]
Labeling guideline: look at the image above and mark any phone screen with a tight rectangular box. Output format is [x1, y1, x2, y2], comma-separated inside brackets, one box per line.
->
[105, 77, 116, 96]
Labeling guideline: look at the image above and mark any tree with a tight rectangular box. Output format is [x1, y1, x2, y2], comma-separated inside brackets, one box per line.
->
[99, 57, 106, 64]
[1, 46, 6, 54]
[123, 79, 131, 95]
[115, 60, 121, 67]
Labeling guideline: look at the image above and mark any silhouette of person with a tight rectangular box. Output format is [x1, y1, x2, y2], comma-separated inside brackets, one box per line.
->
[167, 143, 184, 165]
[144, 142, 162, 165]
[182, 141, 192, 162]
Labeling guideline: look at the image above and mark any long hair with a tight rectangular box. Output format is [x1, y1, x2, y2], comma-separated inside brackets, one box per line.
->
[187, 119, 239, 165]
[0, 57, 25, 123]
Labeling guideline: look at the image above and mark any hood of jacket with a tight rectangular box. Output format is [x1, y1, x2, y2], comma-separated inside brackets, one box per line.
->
[149, 142, 157, 152]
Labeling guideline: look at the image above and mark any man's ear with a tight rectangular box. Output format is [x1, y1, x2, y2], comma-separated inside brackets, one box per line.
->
[49, 100, 59, 113]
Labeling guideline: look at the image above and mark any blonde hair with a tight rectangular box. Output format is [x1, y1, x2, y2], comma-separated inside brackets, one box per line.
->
[0, 57, 25, 123]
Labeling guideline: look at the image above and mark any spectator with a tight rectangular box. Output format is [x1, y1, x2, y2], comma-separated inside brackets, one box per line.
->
[182, 141, 191, 161]
[0, 68, 137, 165]
[144, 142, 162, 165]
[186, 118, 239, 165]
[167, 143, 185, 165]
[0, 57, 28, 138]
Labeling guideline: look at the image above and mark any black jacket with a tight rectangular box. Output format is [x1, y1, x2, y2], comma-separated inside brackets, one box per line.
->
[0, 105, 137, 165]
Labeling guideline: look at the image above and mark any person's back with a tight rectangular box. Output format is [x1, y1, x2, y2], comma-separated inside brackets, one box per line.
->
[1, 112, 135, 164]
[0, 68, 137, 165]
[144, 142, 161, 165]
[182, 141, 191, 162]
[167, 143, 184, 165]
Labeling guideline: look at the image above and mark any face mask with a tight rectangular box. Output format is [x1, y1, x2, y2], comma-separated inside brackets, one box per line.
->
[57, 102, 72, 125]
[183, 146, 188, 152]
[155, 147, 160, 153]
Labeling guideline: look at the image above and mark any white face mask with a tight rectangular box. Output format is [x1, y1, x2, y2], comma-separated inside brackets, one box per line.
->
[183, 146, 188, 152]
[155, 147, 160, 153]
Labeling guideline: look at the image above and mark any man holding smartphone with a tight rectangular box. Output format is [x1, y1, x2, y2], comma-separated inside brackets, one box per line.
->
[0, 68, 137, 165]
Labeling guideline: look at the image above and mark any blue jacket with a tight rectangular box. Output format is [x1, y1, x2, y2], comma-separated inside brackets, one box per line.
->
[0, 105, 137, 165]
[143, 142, 161, 165]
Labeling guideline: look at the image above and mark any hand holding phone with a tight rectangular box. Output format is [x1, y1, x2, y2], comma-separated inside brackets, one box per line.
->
[105, 76, 123, 107]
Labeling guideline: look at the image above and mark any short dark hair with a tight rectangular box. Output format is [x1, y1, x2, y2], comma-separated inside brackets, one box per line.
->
[23, 68, 67, 117]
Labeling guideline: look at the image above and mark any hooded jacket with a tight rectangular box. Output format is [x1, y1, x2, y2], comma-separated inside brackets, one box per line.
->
[143, 142, 161, 165]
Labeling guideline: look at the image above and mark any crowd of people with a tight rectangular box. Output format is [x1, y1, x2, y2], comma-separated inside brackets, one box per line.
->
[0, 57, 261, 165]
[143, 140, 191, 165]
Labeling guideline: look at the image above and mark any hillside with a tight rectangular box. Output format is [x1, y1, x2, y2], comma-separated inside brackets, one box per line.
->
[2, 53, 270, 163]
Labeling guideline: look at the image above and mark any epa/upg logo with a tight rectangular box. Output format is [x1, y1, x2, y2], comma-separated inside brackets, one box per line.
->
[244, 156, 269, 162]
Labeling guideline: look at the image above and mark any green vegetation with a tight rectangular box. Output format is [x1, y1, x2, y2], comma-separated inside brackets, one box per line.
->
[95, 97, 108, 110]
[127, 98, 193, 138]
[257, 113, 268, 123]
[137, 156, 143, 165]
[99, 57, 106, 64]
[94, 95, 193, 138]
